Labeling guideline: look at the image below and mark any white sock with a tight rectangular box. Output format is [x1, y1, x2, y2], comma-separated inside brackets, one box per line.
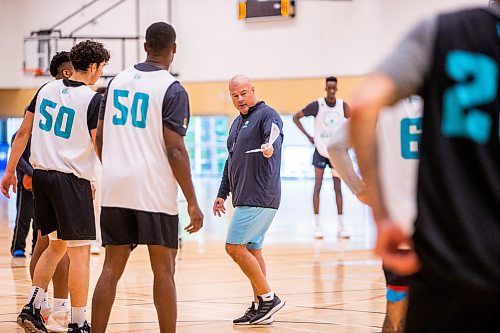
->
[314, 214, 321, 228]
[41, 292, 51, 318]
[259, 291, 275, 302]
[41, 292, 50, 308]
[53, 298, 69, 312]
[253, 302, 259, 310]
[28, 286, 45, 309]
[338, 215, 344, 229]
[71, 307, 86, 327]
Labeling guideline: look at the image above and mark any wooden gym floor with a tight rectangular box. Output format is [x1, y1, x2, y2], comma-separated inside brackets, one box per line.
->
[0, 178, 386, 332]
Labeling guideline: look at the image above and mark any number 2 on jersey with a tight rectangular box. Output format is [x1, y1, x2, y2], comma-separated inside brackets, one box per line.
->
[442, 50, 498, 144]
[39, 99, 75, 139]
[113, 90, 149, 128]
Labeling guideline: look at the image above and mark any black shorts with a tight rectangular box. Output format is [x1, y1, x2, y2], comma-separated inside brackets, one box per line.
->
[101, 207, 179, 249]
[383, 266, 410, 287]
[312, 149, 332, 169]
[406, 271, 500, 333]
[32, 169, 95, 240]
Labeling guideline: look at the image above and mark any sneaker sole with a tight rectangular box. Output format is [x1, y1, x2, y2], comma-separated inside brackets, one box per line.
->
[17, 316, 47, 333]
[256, 316, 275, 325]
[45, 324, 68, 333]
[250, 300, 285, 324]
[234, 317, 275, 326]
[233, 321, 251, 325]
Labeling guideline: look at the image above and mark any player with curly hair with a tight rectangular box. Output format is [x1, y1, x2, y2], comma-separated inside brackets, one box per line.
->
[25, 50, 76, 333]
[1, 40, 110, 333]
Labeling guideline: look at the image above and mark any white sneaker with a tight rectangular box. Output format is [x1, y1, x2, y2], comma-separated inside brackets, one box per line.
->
[40, 302, 51, 322]
[314, 226, 324, 239]
[91, 241, 101, 255]
[45, 310, 70, 332]
[337, 227, 350, 239]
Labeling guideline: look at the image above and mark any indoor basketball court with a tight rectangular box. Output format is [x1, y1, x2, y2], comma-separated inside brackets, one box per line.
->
[0, 0, 496, 332]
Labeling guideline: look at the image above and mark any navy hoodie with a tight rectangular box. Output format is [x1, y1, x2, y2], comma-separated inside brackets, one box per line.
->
[217, 101, 283, 209]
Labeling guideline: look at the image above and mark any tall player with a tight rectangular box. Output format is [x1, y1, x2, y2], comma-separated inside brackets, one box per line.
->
[91, 22, 204, 333]
[351, 2, 500, 332]
[327, 96, 422, 333]
[1, 40, 109, 333]
[293, 77, 350, 238]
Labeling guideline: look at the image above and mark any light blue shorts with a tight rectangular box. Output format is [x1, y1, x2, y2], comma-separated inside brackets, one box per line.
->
[226, 206, 277, 250]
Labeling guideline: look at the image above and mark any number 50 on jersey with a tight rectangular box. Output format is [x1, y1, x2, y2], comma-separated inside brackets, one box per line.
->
[113, 90, 150, 128]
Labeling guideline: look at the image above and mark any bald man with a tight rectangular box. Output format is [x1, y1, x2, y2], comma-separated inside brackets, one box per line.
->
[213, 75, 285, 325]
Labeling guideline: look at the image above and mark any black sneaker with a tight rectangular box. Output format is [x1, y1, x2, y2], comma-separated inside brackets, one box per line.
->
[233, 302, 257, 325]
[17, 303, 48, 333]
[68, 320, 90, 333]
[249, 295, 285, 324]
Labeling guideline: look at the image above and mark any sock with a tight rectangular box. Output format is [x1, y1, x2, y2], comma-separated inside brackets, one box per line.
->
[41, 292, 51, 318]
[71, 307, 86, 327]
[27, 286, 45, 310]
[338, 214, 344, 229]
[53, 298, 69, 312]
[253, 302, 258, 310]
[41, 292, 50, 309]
[314, 214, 321, 228]
[259, 291, 275, 302]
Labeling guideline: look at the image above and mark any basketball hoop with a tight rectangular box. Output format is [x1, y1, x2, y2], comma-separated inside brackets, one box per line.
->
[23, 67, 44, 77]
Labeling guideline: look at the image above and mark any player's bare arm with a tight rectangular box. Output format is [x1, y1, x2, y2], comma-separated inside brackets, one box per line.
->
[163, 126, 204, 234]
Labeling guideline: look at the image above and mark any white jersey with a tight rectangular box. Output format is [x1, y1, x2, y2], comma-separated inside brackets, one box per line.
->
[30, 80, 98, 181]
[377, 96, 423, 235]
[314, 98, 346, 158]
[101, 65, 179, 214]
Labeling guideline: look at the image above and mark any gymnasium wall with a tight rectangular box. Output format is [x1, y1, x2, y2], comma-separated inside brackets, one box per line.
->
[172, 0, 484, 82]
[0, 76, 364, 117]
[0, 0, 486, 116]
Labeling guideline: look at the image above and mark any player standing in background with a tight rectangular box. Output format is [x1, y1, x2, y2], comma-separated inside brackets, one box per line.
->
[293, 77, 351, 239]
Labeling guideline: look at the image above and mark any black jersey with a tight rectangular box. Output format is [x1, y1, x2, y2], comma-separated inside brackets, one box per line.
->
[415, 8, 500, 294]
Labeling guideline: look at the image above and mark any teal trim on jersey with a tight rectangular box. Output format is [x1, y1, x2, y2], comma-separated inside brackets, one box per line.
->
[39, 99, 56, 132]
[400, 117, 422, 160]
[442, 50, 497, 144]
[39, 99, 75, 140]
[112, 90, 149, 129]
